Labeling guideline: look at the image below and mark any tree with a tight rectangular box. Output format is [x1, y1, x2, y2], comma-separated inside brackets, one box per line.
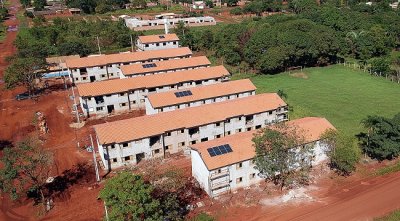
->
[0, 138, 53, 205]
[4, 57, 47, 95]
[131, 0, 147, 8]
[321, 129, 361, 175]
[392, 55, 400, 83]
[0, 8, 8, 21]
[288, 0, 317, 14]
[358, 114, 400, 161]
[222, 0, 239, 6]
[230, 7, 243, 15]
[369, 57, 390, 76]
[99, 172, 163, 221]
[253, 122, 313, 190]
[33, 0, 47, 10]
[277, 89, 288, 100]
[20, 0, 31, 7]
[95, 1, 113, 14]
[205, 0, 214, 8]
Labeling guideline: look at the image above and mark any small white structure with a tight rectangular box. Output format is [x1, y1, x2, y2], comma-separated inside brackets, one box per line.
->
[190, 117, 335, 197]
[94, 93, 288, 170]
[65, 47, 192, 84]
[136, 34, 180, 51]
[77, 66, 230, 117]
[145, 79, 256, 115]
[193, 1, 206, 9]
[120, 56, 211, 78]
[124, 16, 216, 31]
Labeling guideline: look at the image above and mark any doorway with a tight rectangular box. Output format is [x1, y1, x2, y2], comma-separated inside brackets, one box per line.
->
[136, 153, 145, 163]
[90, 76, 96, 82]
[107, 105, 114, 114]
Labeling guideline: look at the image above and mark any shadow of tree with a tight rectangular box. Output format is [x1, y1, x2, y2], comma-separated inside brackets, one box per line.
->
[0, 140, 13, 151]
[43, 163, 96, 202]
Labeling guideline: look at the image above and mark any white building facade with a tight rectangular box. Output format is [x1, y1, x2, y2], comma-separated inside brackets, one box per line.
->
[136, 34, 180, 51]
[125, 16, 216, 31]
[65, 47, 192, 84]
[77, 66, 230, 117]
[94, 94, 288, 170]
[190, 117, 336, 197]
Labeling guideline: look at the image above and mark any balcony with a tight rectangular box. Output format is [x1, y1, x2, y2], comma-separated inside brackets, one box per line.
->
[210, 170, 229, 180]
[210, 180, 230, 190]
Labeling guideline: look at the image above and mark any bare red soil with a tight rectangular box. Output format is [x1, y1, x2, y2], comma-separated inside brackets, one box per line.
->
[1, 2, 400, 221]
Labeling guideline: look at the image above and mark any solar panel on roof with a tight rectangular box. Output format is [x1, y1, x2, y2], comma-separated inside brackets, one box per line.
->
[207, 144, 233, 157]
[174, 90, 193, 98]
[207, 148, 216, 157]
[142, 63, 157, 68]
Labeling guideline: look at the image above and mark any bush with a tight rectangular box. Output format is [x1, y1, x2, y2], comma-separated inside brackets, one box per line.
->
[230, 7, 243, 15]
[190, 213, 215, 221]
[322, 130, 361, 175]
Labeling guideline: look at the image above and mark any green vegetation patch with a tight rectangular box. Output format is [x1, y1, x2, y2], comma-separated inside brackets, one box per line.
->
[375, 161, 400, 176]
[375, 210, 400, 221]
[237, 65, 400, 135]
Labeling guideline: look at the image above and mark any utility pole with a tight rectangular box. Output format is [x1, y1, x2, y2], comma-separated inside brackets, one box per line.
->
[71, 86, 80, 124]
[90, 134, 100, 182]
[130, 34, 134, 52]
[104, 202, 109, 221]
[96, 36, 101, 55]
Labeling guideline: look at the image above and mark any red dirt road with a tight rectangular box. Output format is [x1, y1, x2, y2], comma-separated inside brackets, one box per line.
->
[216, 171, 400, 221]
[272, 172, 400, 221]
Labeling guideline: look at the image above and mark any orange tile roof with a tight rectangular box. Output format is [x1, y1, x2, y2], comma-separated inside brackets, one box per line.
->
[147, 79, 256, 108]
[77, 66, 230, 97]
[94, 93, 287, 145]
[121, 56, 211, 76]
[138, 34, 180, 44]
[65, 47, 192, 68]
[191, 117, 336, 170]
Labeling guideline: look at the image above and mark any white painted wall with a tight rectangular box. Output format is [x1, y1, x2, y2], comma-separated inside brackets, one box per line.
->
[69, 55, 191, 84]
[191, 140, 328, 197]
[99, 107, 288, 170]
[136, 40, 179, 51]
[80, 77, 228, 117]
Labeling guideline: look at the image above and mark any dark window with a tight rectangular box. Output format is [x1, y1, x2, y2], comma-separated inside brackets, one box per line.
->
[201, 137, 208, 142]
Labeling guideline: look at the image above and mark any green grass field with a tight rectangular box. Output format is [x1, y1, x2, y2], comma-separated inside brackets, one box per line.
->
[233, 65, 400, 135]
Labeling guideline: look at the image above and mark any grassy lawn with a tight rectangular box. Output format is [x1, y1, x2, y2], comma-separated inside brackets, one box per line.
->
[233, 65, 400, 135]
[375, 210, 400, 221]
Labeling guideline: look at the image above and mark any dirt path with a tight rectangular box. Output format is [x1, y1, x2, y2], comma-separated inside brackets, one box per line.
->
[215, 171, 400, 221]
[0, 0, 19, 79]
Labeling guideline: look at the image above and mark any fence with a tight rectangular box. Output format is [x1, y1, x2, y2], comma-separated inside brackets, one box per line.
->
[337, 60, 400, 84]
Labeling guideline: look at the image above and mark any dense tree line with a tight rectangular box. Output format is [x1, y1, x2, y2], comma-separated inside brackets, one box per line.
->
[14, 18, 135, 58]
[5, 17, 136, 93]
[178, 1, 399, 74]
